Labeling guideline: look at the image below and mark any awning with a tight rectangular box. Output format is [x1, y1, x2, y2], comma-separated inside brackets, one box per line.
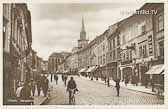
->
[86, 66, 98, 73]
[78, 68, 88, 73]
[64, 70, 69, 73]
[146, 64, 164, 74]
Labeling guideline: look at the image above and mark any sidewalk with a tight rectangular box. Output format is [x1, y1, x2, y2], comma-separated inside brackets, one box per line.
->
[31, 88, 49, 105]
[80, 76, 156, 95]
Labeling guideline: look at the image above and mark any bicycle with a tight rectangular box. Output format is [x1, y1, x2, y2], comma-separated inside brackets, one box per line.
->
[68, 88, 78, 105]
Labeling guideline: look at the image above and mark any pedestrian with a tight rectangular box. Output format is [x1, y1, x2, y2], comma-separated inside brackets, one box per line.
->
[62, 74, 64, 82]
[41, 75, 47, 96]
[125, 75, 129, 86]
[135, 74, 138, 86]
[15, 83, 24, 101]
[151, 76, 155, 92]
[30, 79, 36, 96]
[107, 78, 110, 87]
[20, 82, 31, 99]
[44, 77, 49, 96]
[144, 75, 149, 88]
[115, 78, 120, 97]
[36, 75, 42, 96]
[54, 74, 58, 85]
[104, 76, 107, 83]
[50, 72, 53, 82]
[64, 75, 68, 86]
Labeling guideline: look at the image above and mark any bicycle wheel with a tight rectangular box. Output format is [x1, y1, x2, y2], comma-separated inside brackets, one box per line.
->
[71, 95, 75, 105]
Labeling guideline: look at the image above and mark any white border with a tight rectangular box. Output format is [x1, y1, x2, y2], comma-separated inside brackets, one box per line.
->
[0, 0, 167, 109]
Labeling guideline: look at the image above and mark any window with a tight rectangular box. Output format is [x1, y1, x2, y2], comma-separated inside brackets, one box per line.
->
[117, 36, 120, 46]
[109, 40, 112, 50]
[126, 50, 129, 60]
[123, 53, 125, 61]
[117, 48, 121, 60]
[103, 45, 105, 51]
[139, 46, 143, 57]
[113, 50, 116, 61]
[113, 39, 115, 48]
[143, 45, 147, 57]
[3, 25, 6, 49]
[157, 14, 164, 32]
[130, 50, 132, 59]
[103, 54, 105, 64]
[148, 35, 153, 55]
[159, 41, 164, 57]
[141, 25, 146, 34]
[110, 52, 112, 62]
[122, 35, 125, 44]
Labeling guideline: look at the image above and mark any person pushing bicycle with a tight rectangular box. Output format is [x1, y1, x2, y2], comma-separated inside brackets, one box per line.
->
[67, 77, 79, 104]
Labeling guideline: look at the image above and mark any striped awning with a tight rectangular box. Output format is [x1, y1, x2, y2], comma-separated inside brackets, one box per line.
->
[86, 66, 98, 73]
[146, 64, 164, 75]
[78, 68, 88, 73]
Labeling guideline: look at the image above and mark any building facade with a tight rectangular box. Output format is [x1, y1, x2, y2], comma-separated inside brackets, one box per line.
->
[48, 52, 64, 73]
[107, 23, 120, 80]
[3, 3, 32, 104]
[41, 60, 48, 73]
[117, 3, 164, 85]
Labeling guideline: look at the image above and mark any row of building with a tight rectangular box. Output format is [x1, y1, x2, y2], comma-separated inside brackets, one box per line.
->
[3, 4, 48, 104]
[48, 3, 164, 86]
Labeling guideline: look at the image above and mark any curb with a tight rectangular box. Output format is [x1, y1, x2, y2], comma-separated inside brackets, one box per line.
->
[80, 77, 158, 96]
[39, 97, 48, 105]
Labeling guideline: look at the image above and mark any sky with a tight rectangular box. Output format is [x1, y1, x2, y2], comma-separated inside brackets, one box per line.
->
[27, 1, 149, 60]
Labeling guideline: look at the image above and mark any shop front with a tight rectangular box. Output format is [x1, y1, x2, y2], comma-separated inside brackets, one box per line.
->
[145, 64, 164, 95]
[106, 62, 117, 80]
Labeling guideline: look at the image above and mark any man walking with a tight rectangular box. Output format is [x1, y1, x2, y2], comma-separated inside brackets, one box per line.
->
[50, 72, 53, 82]
[36, 75, 41, 96]
[64, 75, 68, 86]
[30, 79, 36, 96]
[54, 74, 58, 85]
[115, 78, 120, 97]
[107, 78, 110, 87]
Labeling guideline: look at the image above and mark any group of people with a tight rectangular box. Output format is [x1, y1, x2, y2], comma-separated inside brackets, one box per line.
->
[15, 74, 49, 100]
[35, 74, 49, 97]
[62, 74, 68, 86]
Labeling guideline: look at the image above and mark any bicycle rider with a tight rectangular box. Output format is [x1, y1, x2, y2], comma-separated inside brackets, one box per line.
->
[67, 77, 79, 104]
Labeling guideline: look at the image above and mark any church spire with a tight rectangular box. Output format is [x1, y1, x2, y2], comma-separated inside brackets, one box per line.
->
[82, 16, 85, 31]
[80, 16, 86, 40]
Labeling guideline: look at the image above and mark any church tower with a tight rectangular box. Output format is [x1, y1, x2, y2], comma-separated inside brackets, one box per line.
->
[78, 16, 89, 48]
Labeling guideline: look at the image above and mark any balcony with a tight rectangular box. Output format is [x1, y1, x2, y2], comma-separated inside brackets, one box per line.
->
[121, 59, 133, 65]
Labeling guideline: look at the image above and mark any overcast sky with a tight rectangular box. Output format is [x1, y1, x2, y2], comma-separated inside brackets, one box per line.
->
[28, 1, 148, 60]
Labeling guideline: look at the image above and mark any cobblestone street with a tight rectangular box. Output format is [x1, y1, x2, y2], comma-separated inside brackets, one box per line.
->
[46, 75, 164, 105]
